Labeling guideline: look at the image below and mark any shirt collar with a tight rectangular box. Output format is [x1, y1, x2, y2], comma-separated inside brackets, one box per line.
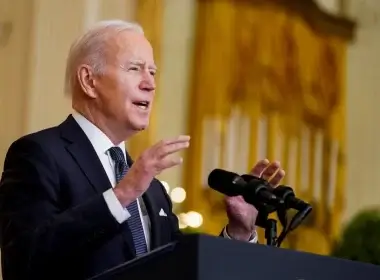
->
[72, 111, 126, 159]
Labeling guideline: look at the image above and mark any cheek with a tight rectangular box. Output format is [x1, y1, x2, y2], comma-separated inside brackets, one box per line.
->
[96, 73, 122, 106]
[114, 79, 136, 112]
[119, 77, 138, 102]
[99, 74, 138, 114]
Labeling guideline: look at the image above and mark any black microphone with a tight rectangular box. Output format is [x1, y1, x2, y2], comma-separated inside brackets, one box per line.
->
[241, 175, 310, 211]
[241, 174, 276, 213]
[241, 174, 272, 189]
[241, 174, 283, 227]
[272, 185, 310, 211]
[207, 169, 284, 208]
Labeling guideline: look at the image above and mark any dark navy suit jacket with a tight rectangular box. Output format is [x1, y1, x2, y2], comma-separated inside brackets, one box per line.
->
[0, 115, 182, 280]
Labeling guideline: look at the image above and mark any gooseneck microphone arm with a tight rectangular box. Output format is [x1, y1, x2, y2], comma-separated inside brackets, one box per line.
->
[272, 185, 312, 247]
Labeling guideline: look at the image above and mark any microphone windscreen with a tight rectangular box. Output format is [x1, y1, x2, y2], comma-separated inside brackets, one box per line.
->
[207, 169, 245, 196]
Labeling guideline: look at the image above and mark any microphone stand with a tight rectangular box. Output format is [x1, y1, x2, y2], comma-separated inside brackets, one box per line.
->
[265, 218, 277, 246]
[256, 208, 277, 246]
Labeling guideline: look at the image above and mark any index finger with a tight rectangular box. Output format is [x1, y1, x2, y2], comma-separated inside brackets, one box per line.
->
[249, 159, 270, 177]
[159, 135, 191, 146]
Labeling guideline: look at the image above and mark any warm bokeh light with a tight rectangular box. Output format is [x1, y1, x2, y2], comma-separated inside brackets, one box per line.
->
[170, 187, 186, 203]
[184, 211, 203, 228]
[178, 213, 188, 229]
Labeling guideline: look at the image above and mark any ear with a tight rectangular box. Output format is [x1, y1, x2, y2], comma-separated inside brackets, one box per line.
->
[77, 64, 97, 98]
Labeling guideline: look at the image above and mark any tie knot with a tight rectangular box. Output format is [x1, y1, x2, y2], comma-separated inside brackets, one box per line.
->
[108, 146, 125, 163]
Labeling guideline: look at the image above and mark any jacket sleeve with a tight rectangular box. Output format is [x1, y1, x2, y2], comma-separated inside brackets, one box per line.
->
[0, 137, 122, 278]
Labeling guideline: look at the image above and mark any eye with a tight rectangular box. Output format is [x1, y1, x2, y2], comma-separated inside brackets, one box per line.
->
[150, 71, 156, 76]
[129, 66, 139, 71]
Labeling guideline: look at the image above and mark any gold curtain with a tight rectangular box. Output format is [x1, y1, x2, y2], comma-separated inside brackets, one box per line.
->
[183, 0, 238, 233]
[184, 0, 354, 254]
[127, 0, 163, 159]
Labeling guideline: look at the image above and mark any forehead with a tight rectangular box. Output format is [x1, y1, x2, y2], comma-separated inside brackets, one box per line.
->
[106, 30, 154, 64]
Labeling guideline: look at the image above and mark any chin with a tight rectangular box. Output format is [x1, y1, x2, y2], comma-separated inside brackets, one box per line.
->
[137, 126, 147, 131]
[127, 115, 150, 132]
[133, 122, 149, 131]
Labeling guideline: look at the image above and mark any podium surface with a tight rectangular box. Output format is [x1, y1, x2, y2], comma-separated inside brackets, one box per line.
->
[91, 234, 380, 280]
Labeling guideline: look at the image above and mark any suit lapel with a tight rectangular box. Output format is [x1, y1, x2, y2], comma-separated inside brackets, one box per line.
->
[59, 117, 166, 256]
[60, 115, 137, 256]
[59, 115, 112, 194]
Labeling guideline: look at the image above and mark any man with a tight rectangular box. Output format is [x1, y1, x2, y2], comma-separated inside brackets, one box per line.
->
[0, 20, 285, 280]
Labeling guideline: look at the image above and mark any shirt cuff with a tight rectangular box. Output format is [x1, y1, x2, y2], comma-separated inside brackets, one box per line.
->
[103, 189, 131, 223]
[223, 226, 258, 243]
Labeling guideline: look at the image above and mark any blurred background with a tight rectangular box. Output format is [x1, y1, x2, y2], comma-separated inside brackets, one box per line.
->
[1, 0, 380, 276]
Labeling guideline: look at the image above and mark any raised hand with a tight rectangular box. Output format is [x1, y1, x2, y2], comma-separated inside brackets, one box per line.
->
[114, 135, 190, 207]
[225, 159, 285, 241]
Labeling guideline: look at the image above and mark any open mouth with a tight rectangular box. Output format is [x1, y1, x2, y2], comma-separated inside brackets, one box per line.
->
[132, 101, 150, 110]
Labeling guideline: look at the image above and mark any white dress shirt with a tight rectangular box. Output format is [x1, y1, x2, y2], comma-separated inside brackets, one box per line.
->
[72, 112, 257, 248]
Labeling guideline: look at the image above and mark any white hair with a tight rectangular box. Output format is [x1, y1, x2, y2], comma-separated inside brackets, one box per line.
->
[64, 20, 144, 95]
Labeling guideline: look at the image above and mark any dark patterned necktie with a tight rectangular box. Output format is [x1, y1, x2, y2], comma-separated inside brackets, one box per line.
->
[108, 147, 148, 256]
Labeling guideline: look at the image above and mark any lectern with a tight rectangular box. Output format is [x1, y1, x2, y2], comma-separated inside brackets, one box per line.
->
[89, 233, 380, 280]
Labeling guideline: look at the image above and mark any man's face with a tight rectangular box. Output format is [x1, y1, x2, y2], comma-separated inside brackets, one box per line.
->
[92, 30, 156, 134]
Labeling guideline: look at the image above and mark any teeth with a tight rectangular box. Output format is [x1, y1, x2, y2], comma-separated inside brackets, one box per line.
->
[135, 103, 148, 110]
[133, 101, 149, 110]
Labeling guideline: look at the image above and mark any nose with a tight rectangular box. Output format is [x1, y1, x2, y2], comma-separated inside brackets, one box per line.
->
[139, 71, 156, 92]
